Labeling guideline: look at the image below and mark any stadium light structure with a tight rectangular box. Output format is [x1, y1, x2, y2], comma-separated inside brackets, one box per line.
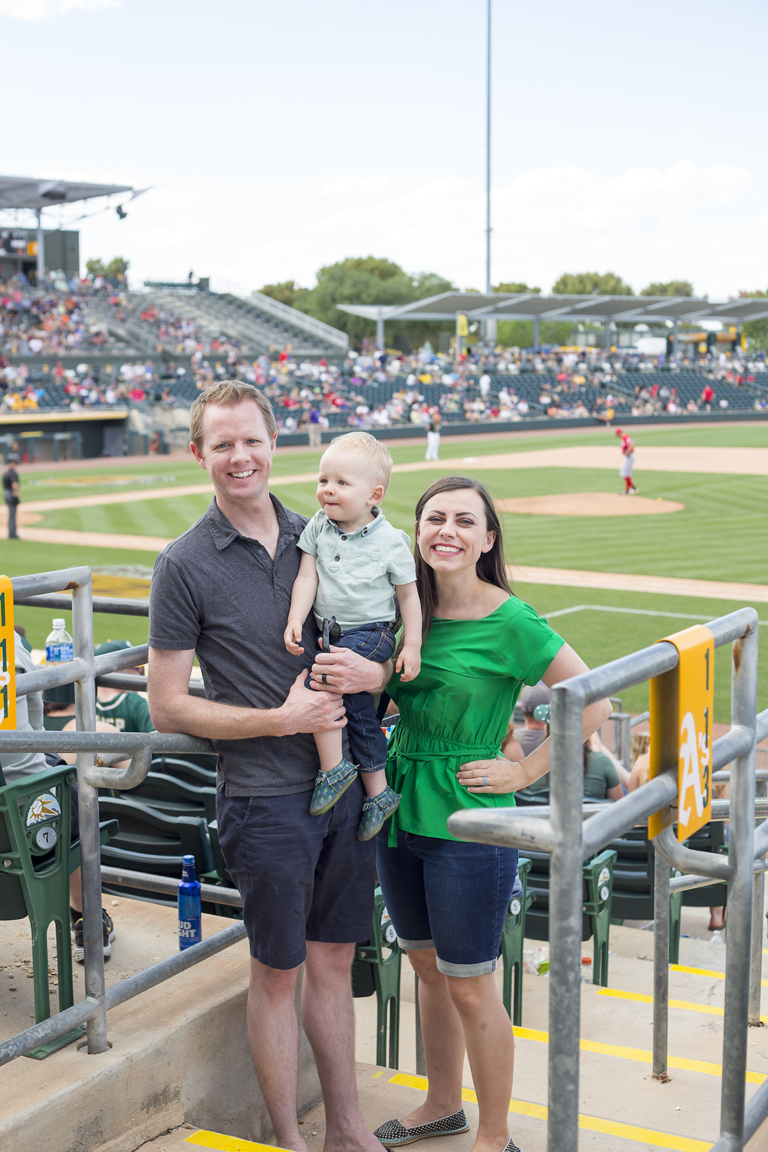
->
[0, 175, 142, 283]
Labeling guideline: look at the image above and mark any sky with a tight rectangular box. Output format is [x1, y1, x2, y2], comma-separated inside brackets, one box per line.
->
[1, 0, 766, 301]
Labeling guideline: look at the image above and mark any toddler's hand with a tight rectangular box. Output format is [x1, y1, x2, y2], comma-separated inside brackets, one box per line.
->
[284, 621, 304, 655]
[396, 645, 421, 683]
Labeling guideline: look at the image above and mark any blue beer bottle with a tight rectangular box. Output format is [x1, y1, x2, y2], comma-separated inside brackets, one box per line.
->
[178, 854, 202, 950]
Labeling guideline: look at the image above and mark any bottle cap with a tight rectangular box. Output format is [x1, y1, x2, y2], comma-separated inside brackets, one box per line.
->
[52, 618, 66, 630]
[182, 854, 195, 866]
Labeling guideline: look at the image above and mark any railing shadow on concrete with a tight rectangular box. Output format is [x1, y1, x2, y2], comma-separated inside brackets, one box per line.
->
[449, 607, 768, 1152]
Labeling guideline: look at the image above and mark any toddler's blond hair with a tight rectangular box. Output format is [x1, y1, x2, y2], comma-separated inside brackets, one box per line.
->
[325, 432, 393, 490]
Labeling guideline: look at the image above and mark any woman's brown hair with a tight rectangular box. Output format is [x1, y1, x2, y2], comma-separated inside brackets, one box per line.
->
[412, 475, 512, 643]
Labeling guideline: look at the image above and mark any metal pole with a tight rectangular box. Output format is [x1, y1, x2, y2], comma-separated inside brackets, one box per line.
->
[376, 309, 384, 352]
[719, 616, 759, 1145]
[72, 573, 109, 1054]
[750, 764, 767, 1026]
[547, 681, 585, 1152]
[485, 0, 491, 296]
[36, 208, 44, 285]
[533, 316, 540, 352]
[652, 848, 670, 1080]
[749, 867, 765, 1026]
[414, 973, 426, 1076]
[672, 320, 679, 360]
[604, 318, 612, 353]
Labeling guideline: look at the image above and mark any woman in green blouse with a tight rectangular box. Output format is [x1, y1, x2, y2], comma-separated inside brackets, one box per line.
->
[374, 476, 611, 1152]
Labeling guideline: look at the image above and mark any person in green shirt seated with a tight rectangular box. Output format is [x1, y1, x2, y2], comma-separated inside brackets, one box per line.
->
[93, 639, 154, 733]
[373, 475, 611, 1152]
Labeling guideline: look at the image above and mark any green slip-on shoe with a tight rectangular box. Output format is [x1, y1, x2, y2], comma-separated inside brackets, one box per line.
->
[357, 785, 401, 841]
[309, 758, 358, 815]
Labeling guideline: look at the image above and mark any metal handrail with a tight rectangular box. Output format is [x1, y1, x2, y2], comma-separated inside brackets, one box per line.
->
[0, 567, 227, 1066]
[449, 606, 762, 1152]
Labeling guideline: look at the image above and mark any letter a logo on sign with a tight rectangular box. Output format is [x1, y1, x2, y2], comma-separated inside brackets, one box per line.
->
[649, 625, 714, 842]
[678, 712, 706, 830]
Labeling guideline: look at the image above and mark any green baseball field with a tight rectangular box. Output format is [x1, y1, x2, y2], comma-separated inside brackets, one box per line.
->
[3, 420, 767, 722]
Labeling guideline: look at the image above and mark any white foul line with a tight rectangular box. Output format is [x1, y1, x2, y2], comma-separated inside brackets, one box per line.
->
[543, 604, 768, 626]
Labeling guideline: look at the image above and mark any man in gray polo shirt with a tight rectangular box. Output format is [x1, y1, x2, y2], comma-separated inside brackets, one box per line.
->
[148, 381, 389, 1152]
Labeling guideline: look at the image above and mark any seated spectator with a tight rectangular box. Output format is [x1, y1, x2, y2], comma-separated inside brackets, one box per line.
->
[502, 683, 550, 781]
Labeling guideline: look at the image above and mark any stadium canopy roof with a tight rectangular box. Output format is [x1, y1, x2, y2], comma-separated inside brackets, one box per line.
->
[0, 174, 134, 212]
[338, 291, 768, 326]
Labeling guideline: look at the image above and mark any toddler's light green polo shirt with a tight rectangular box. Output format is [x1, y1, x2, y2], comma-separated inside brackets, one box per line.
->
[298, 506, 416, 631]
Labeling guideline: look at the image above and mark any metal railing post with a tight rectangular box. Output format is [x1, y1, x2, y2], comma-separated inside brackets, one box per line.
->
[750, 758, 767, 1027]
[413, 974, 426, 1076]
[652, 846, 670, 1080]
[547, 681, 585, 1152]
[719, 614, 759, 1146]
[749, 868, 765, 1027]
[72, 573, 108, 1054]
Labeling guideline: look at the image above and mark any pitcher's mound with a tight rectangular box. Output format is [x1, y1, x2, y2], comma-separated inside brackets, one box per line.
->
[495, 492, 685, 517]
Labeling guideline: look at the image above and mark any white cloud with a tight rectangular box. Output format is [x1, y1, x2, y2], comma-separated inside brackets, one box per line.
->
[78, 158, 761, 302]
[0, 0, 118, 19]
[320, 174, 390, 197]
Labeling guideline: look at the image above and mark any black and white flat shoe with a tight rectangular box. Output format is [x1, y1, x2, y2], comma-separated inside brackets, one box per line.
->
[503, 1139, 523, 1152]
[374, 1109, 470, 1146]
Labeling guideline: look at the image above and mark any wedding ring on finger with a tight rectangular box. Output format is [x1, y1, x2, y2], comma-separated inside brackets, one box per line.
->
[321, 673, 328, 685]
[483, 776, 489, 788]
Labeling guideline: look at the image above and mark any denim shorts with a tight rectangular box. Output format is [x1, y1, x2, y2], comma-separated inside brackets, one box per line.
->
[307, 621, 396, 773]
[216, 777, 375, 970]
[376, 830, 519, 977]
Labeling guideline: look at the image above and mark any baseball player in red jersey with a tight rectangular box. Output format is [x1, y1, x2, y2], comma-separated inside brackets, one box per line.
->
[616, 428, 637, 493]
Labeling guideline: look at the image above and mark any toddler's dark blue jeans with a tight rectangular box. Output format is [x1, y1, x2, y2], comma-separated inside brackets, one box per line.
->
[313, 621, 396, 773]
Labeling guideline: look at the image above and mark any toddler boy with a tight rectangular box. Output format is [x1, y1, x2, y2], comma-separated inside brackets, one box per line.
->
[284, 432, 421, 840]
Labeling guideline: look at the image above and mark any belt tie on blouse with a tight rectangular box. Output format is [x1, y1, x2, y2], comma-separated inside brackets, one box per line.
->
[386, 726, 503, 846]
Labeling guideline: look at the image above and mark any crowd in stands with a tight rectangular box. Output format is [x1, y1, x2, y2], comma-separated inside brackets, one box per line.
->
[0, 283, 112, 359]
[1, 275, 766, 426]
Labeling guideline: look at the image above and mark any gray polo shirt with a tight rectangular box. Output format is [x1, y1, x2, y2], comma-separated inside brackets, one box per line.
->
[148, 496, 324, 797]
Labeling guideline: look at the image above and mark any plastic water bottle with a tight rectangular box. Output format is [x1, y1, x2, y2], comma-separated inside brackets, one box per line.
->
[45, 618, 73, 663]
[178, 854, 202, 950]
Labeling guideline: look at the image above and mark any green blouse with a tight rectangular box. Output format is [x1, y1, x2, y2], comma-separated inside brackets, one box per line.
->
[385, 595, 564, 845]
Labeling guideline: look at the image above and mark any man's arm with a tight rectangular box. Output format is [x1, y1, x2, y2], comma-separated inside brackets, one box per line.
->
[148, 647, 347, 738]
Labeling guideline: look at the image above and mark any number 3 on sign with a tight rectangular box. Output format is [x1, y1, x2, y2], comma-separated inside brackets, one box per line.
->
[649, 625, 714, 842]
[0, 575, 16, 731]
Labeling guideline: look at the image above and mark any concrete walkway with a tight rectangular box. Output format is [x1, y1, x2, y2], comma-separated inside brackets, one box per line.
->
[5, 894, 768, 1152]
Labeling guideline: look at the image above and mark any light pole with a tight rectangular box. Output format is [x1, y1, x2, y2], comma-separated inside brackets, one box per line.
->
[484, 0, 496, 348]
[485, 0, 492, 296]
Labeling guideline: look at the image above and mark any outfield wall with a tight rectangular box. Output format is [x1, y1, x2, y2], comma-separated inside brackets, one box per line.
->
[276, 408, 768, 446]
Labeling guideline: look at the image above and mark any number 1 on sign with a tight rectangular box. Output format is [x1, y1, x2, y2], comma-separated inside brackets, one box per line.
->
[0, 579, 16, 731]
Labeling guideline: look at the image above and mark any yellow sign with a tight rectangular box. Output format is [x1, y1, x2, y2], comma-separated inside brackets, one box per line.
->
[456, 313, 469, 338]
[649, 625, 713, 841]
[0, 575, 16, 731]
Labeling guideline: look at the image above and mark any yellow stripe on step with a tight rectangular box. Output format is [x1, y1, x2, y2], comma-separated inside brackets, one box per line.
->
[511, 1025, 766, 1085]
[185, 1133, 295, 1152]
[388, 1074, 712, 1152]
[597, 986, 768, 1023]
[671, 963, 768, 988]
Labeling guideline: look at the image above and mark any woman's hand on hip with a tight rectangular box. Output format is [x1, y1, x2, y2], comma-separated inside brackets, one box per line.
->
[457, 757, 522, 794]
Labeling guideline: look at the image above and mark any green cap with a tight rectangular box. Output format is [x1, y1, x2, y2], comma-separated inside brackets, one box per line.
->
[94, 639, 132, 657]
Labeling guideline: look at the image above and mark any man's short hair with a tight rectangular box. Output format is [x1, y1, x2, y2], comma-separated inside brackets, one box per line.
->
[325, 431, 393, 490]
[189, 380, 277, 449]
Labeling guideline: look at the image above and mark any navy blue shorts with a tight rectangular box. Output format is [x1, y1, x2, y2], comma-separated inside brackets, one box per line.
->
[376, 830, 518, 977]
[216, 777, 376, 970]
